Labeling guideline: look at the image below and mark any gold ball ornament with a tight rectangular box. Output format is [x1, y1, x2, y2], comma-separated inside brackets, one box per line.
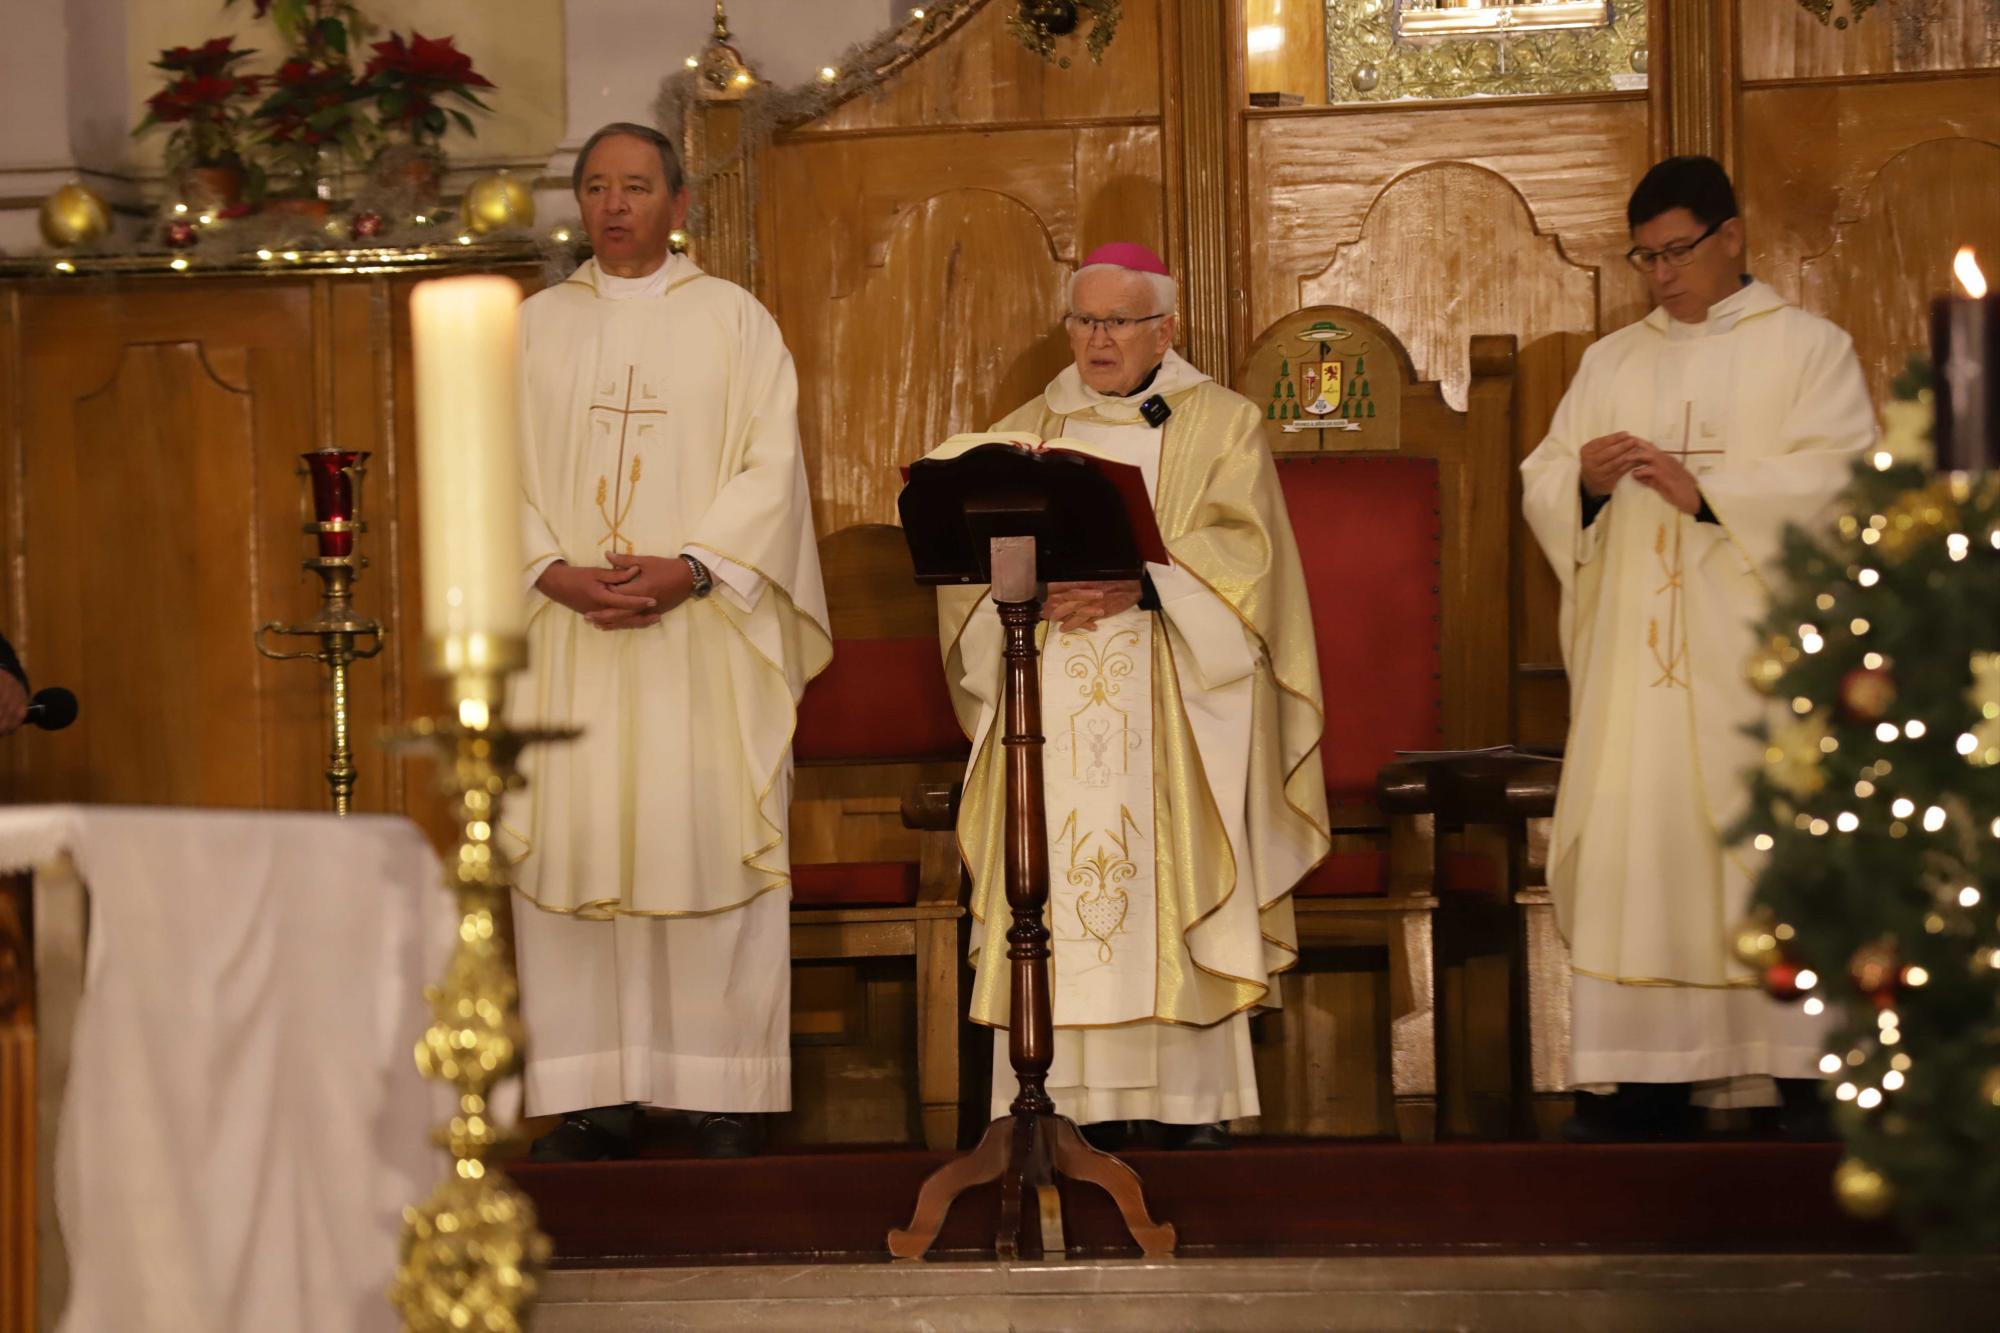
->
[1730, 912, 1784, 971]
[1980, 1065, 2000, 1108]
[460, 173, 534, 237]
[1833, 1156, 1895, 1221]
[39, 183, 111, 249]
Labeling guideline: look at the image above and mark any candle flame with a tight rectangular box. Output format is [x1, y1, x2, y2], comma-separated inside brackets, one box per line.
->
[1955, 247, 1988, 300]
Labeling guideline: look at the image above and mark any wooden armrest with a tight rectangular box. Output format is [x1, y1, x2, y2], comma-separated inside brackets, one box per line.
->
[902, 781, 962, 832]
[1376, 762, 1436, 815]
[1503, 762, 1560, 820]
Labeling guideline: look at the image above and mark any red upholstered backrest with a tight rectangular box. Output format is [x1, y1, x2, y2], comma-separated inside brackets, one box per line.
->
[1276, 455, 1443, 804]
[794, 636, 969, 764]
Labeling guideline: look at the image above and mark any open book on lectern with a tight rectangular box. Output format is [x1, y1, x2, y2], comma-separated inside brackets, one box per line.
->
[898, 432, 1171, 586]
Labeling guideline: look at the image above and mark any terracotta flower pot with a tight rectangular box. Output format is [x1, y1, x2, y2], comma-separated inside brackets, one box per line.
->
[262, 196, 332, 222]
[185, 162, 246, 212]
[370, 145, 447, 207]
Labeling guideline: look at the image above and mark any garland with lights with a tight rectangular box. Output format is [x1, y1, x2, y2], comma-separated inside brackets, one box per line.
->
[1734, 363, 2000, 1248]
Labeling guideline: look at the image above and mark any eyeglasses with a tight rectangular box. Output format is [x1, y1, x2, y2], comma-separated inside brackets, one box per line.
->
[1062, 312, 1168, 337]
[1626, 219, 1725, 271]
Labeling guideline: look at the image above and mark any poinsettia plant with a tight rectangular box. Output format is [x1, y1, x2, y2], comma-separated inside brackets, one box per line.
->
[253, 53, 371, 192]
[134, 38, 264, 172]
[361, 32, 494, 148]
[232, 0, 372, 196]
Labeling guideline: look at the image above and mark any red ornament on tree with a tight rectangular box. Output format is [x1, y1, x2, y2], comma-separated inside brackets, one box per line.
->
[164, 218, 199, 249]
[350, 211, 385, 240]
[1841, 665, 1897, 721]
[1763, 960, 1805, 1001]
[1850, 940, 1899, 1000]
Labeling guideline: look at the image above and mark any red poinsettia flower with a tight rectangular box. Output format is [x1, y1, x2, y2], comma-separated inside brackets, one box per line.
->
[364, 32, 494, 89]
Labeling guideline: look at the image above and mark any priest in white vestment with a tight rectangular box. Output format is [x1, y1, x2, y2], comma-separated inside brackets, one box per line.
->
[507, 124, 830, 1160]
[938, 243, 1330, 1149]
[1522, 156, 1875, 1140]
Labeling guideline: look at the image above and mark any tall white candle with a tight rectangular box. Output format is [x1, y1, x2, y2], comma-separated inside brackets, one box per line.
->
[410, 274, 526, 646]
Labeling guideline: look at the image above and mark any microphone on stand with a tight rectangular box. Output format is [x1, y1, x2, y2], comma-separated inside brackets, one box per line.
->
[24, 686, 78, 732]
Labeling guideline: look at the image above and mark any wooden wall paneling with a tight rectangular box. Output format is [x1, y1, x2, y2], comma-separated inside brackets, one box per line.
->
[1739, 0, 2000, 83]
[1243, 96, 1652, 404]
[1801, 137, 2000, 407]
[1244, 0, 1329, 106]
[10, 283, 320, 809]
[0, 291, 20, 801]
[797, 0, 1164, 135]
[1741, 73, 2000, 397]
[765, 123, 1165, 534]
[1162, 0, 1243, 378]
[1659, 0, 1739, 166]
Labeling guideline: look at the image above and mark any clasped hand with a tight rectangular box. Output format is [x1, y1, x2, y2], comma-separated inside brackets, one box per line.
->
[1042, 579, 1143, 633]
[1579, 432, 1702, 516]
[536, 552, 696, 630]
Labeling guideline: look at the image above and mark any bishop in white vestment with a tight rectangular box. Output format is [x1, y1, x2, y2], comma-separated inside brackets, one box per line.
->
[507, 125, 829, 1158]
[1521, 157, 1874, 1135]
[939, 244, 1330, 1145]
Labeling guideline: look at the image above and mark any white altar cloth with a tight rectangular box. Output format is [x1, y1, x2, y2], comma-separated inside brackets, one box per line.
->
[0, 805, 449, 1333]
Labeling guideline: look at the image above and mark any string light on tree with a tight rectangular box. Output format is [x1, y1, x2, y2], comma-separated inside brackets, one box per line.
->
[1737, 356, 2000, 1245]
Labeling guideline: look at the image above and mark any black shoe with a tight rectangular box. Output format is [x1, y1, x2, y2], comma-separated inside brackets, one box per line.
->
[1170, 1121, 1231, 1151]
[1560, 1084, 1697, 1143]
[1777, 1077, 1835, 1142]
[695, 1112, 762, 1159]
[529, 1104, 643, 1163]
[1079, 1119, 1131, 1152]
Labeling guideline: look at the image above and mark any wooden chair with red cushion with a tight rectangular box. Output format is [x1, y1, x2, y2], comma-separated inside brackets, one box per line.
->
[789, 523, 972, 1151]
[1242, 311, 1518, 1143]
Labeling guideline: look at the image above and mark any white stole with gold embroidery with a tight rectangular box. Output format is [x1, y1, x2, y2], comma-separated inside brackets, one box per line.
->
[1043, 607, 1156, 1026]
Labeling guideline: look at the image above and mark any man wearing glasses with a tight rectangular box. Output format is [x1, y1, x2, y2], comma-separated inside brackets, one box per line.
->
[1522, 156, 1876, 1141]
[938, 243, 1328, 1150]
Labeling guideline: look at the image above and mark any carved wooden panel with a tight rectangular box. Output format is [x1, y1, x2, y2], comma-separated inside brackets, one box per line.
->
[796, 0, 1164, 134]
[1741, 72, 2000, 396]
[1298, 163, 1600, 413]
[763, 125, 1165, 535]
[1799, 137, 2000, 406]
[1244, 95, 1652, 404]
[1739, 0, 2000, 82]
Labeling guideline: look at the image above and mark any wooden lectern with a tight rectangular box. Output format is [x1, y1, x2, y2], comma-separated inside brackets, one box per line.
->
[889, 443, 1175, 1261]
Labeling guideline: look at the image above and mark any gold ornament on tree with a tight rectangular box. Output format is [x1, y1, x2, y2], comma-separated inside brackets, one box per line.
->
[1746, 632, 1800, 694]
[1765, 709, 1831, 798]
[39, 182, 111, 248]
[1833, 1156, 1895, 1220]
[460, 172, 535, 236]
[1965, 652, 2000, 768]
[1730, 909, 1786, 971]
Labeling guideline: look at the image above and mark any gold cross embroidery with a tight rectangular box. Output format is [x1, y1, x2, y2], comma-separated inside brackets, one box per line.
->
[1647, 404, 1721, 690]
[587, 366, 669, 554]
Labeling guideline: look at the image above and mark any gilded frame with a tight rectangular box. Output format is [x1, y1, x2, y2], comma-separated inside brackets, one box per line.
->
[1324, 0, 1650, 104]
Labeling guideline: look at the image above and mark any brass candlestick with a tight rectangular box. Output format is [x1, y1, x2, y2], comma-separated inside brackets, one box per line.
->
[255, 449, 386, 815]
[387, 636, 569, 1333]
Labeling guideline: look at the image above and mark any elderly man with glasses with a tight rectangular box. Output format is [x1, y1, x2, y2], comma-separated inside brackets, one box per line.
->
[1522, 156, 1877, 1143]
[937, 242, 1329, 1151]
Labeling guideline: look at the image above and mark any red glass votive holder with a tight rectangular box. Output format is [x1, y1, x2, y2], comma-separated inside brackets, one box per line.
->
[303, 448, 368, 559]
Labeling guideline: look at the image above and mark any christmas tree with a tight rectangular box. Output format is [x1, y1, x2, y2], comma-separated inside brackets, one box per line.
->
[1735, 364, 2000, 1248]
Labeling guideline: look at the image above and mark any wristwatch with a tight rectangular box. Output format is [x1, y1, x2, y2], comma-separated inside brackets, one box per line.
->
[680, 553, 714, 600]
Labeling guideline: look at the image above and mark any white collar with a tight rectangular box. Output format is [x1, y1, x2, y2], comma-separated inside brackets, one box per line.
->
[1044, 347, 1212, 421]
[568, 254, 699, 300]
[1646, 277, 1786, 339]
